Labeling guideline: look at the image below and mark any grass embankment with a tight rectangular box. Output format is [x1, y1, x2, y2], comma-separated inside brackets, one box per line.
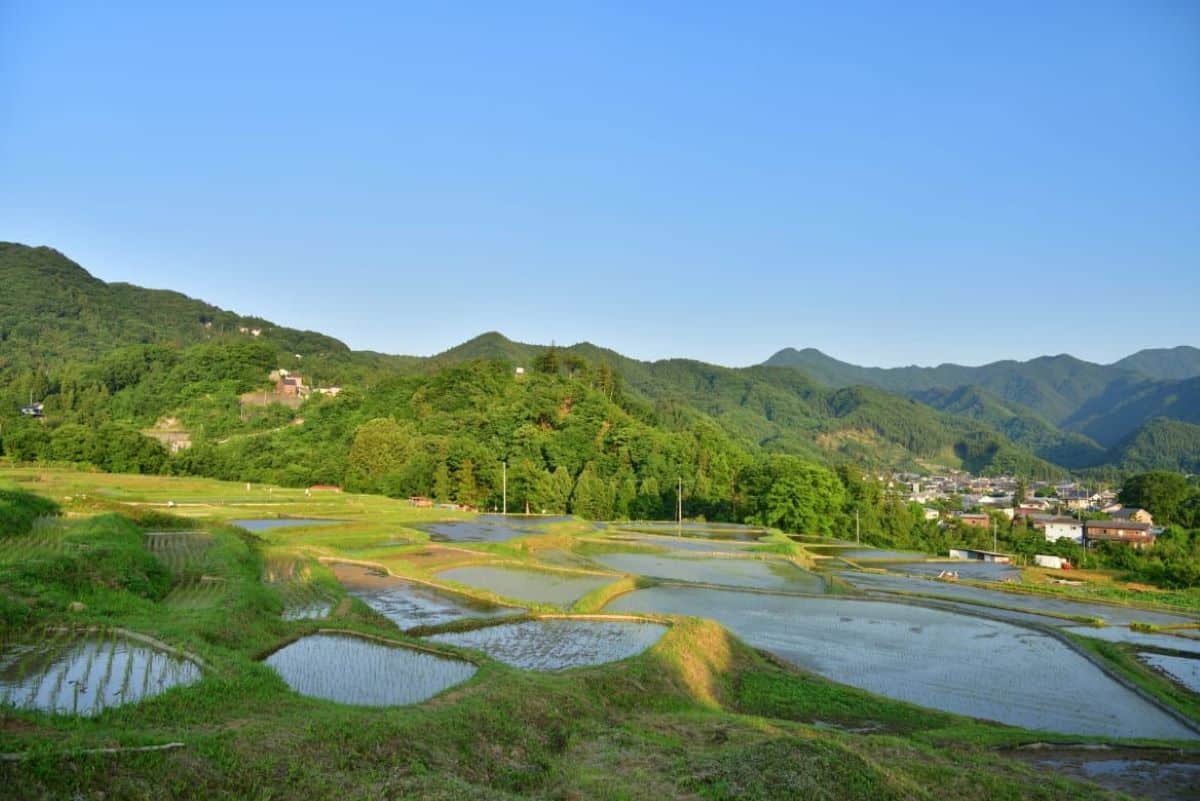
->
[1067, 633, 1200, 724]
[0, 469, 1193, 799]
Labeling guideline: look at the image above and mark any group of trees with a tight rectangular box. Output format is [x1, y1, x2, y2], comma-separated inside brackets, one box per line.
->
[1, 341, 852, 527]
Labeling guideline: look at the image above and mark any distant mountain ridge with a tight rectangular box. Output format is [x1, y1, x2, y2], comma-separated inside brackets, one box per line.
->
[763, 344, 1200, 464]
[1, 242, 1196, 475]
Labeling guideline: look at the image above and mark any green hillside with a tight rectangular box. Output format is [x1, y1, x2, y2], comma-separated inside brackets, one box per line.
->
[434, 336, 1063, 476]
[912, 385, 1107, 468]
[1113, 346, 1200, 380]
[0, 242, 419, 395]
[2, 242, 1194, 478]
[1064, 376, 1200, 447]
[1106, 418, 1200, 473]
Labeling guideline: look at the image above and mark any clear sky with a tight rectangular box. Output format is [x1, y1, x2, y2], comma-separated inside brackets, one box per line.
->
[2, 2, 1197, 368]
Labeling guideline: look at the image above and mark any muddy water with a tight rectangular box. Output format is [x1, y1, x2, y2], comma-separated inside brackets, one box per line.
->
[0, 632, 201, 716]
[605, 586, 1198, 739]
[333, 563, 522, 629]
[593, 552, 824, 593]
[1013, 749, 1200, 801]
[428, 619, 667, 670]
[265, 633, 475, 705]
[435, 566, 615, 606]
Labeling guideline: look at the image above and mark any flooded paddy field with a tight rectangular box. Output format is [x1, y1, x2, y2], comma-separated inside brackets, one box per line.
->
[333, 563, 522, 629]
[622, 522, 768, 540]
[1013, 749, 1200, 801]
[0, 631, 202, 716]
[1064, 625, 1200, 655]
[232, 518, 342, 532]
[1140, 653, 1200, 694]
[605, 586, 1198, 739]
[263, 556, 337, 620]
[427, 619, 667, 670]
[841, 570, 1198, 627]
[435, 565, 616, 606]
[419, 514, 574, 543]
[603, 533, 756, 554]
[593, 552, 823, 592]
[885, 560, 1022, 582]
[264, 633, 476, 706]
[808, 546, 930, 562]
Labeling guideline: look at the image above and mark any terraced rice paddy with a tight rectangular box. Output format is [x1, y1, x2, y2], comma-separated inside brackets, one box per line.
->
[1064, 626, 1200, 655]
[333, 563, 520, 629]
[1140, 653, 1200, 694]
[808, 546, 929, 562]
[841, 570, 1197, 627]
[435, 566, 616, 606]
[885, 560, 1022, 582]
[604, 533, 755, 554]
[606, 586, 1199, 739]
[427, 619, 667, 670]
[0, 630, 202, 716]
[1015, 751, 1200, 801]
[264, 633, 476, 705]
[232, 518, 340, 532]
[623, 521, 767, 540]
[263, 556, 335, 620]
[592, 552, 824, 592]
[164, 578, 228, 609]
[143, 530, 212, 573]
[419, 515, 573, 543]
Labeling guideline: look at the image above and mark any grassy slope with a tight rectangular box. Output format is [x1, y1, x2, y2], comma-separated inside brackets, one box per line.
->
[0, 468, 1189, 799]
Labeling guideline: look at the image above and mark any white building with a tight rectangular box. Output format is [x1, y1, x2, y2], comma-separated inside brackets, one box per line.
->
[1043, 517, 1083, 544]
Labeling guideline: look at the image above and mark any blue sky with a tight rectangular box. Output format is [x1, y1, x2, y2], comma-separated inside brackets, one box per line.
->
[2, 2, 1197, 367]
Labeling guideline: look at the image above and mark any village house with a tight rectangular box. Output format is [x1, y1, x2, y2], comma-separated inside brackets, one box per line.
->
[1109, 507, 1154, 525]
[19, 402, 44, 418]
[1041, 516, 1083, 544]
[274, 370, 307, 398]
[956, 512, 991, 529]
[1058, 488, 1101, 512]
[1083, 520, 1155, 549]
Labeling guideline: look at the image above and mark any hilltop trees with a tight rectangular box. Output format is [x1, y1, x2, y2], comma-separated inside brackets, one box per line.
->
[1120, 471, 1193, 526]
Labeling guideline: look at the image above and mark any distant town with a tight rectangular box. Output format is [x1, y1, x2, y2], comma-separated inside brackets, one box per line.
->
[890, 470, 1158, 552]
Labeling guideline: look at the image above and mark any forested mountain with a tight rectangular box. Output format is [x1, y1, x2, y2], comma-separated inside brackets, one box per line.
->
[911, 385, 1107, 468]
[1112, 346, 1200, 380]
[1, 242, 1196, 484]
[0, 243, 419, 399]
[1105, 419, 1200, 474]
[764, 343, 1200, 471]
[433, 334, 1063, 476]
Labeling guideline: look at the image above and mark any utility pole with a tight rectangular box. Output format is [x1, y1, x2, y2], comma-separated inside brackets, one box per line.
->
[677, 476, 683, 534]
[502, 460, 507, 517]
[992, 516, 998, 553]
[855, 508, 860, 545]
